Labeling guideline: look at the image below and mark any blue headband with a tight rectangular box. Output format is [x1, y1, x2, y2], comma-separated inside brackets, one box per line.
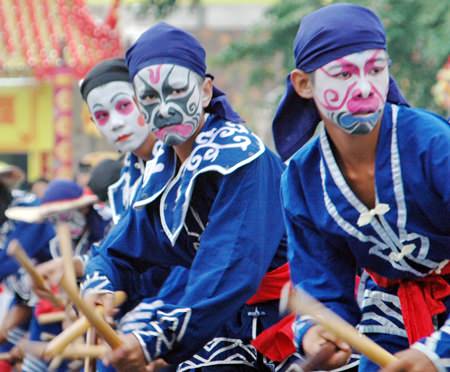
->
[272, 3, 408, 161]
[126, 22, 242, 123]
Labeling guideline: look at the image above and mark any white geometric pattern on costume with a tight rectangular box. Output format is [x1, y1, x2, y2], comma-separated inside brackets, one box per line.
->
[358, 289, 407, 338]
[160, 121, 265, 245]
[118, 299, 164, 333]
[133, 307, 192, 360]
[80, 271, 113, 296]
[5, 265, 37, 306]
[355, 269, 406, 342]
[185, 122, 255, 172]
[319, 105, 440, 276]
[413, 318, 450, 372]
[133, 118, 265, 246]
[177, 338, 258, 371]
[6, 326, 27, 345]
[22, 354, 48, 372]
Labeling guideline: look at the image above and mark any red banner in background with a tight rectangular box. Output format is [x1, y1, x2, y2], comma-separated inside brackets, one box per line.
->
[52, 67, 74, 179]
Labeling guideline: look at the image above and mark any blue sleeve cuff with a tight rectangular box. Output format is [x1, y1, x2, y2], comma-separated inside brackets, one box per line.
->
[80, 271, 114, 296]
[293, 316, 315, 354]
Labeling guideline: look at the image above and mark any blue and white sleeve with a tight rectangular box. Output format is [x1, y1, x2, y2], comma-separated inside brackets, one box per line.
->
[281, 160, 361, 350]
[81, 208, 155, 297]
[413, 318, 450, 372]
[118, 266, 189, 333]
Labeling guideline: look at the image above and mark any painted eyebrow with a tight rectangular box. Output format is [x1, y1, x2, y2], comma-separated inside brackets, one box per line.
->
[137, 76, 159, 97]
[110, 92, 130, 103]
[326, 63, 356, 71]
[366, 57, 388, 64]
[92, 103, 105, 110]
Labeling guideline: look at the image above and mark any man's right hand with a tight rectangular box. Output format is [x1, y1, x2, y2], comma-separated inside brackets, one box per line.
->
[303, 325, 352, 370]
[84, 291, 117, 324]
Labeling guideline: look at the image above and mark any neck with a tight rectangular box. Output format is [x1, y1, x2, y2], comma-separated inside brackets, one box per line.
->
[173, 114, 206, 163]
[133, 134, 157, 161]
[324, 118, 382, 169]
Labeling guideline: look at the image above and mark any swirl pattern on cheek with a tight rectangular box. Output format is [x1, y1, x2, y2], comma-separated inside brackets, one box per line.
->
[321, 82, 357, 111]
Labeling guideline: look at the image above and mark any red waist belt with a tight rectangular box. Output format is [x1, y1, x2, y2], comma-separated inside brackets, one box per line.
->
[35, 286, 64, 316]
[246, 263, 296, 362]
[367, 263, 450, 344]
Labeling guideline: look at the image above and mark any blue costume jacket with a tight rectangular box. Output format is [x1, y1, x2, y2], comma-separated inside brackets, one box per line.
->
[0, 191, 54, 303]
[84, 115, 288, 364]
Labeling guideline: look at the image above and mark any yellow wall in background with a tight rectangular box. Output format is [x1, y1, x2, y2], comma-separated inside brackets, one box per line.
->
[0, 82, 55, 180]
[0, 83, 54, 153]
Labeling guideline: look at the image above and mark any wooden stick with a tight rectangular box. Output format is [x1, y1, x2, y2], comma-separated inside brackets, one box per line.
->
[37, 311, 66, 325]
[288, 287, 397, 368]
[61, 344, 108, 359]
[56, 222, 77, 288]
[40, 332, 56, 342]
[45, 291, 127, 357]
[58, 279, 122, 348]
[58, 241, 122, 349]
[24, 341, 108, 360]
[84, 327, 96, 372]
[7, 240, 65, 308]
[48, 355, 63, 370]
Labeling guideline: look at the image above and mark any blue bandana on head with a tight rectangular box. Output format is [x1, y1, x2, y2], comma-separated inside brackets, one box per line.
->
[126, 22, 242, 123]
[272, 3, 408, 161]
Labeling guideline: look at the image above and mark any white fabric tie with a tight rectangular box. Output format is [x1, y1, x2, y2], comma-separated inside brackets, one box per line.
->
[357, 203, 390, 226]
[389, 244, 416, 262]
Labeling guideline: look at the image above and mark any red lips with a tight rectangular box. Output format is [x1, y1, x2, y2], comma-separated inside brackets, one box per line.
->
[116, 133, 132, 143]
[347, 96, 380, 115]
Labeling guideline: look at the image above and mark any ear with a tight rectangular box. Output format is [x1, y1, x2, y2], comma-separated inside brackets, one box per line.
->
[201, 77, 213, 108]
[290, 69, 314, 99]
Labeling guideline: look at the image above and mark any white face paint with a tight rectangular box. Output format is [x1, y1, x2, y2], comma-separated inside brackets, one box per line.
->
[312, 49, 390, 135]
[133, 64, 204, 146]
[86, 81, 150, 153]
[49, 210, 86, 240]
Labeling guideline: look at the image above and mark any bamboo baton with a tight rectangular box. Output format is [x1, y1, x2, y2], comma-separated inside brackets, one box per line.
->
[287, 287, 397, 367]
[7, 240, 65, 308]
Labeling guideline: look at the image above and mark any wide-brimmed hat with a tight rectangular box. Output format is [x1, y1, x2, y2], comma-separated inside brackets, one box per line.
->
[6, 179, 98, 223]
[0, 161, 25, 188]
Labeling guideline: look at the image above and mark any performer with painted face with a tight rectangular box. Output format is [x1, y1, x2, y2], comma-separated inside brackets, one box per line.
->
[79, 59, 185, 312]
[274, 3, 450, 372]
[80, 58, 157, 224]
[83, 22, 295, 371]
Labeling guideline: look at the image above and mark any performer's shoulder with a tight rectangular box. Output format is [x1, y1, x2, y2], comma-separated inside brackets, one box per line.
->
[287, 135, 321, 168]
[397, 104, 449, 134]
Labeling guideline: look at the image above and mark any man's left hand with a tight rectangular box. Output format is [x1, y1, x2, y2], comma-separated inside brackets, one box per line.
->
[380, 348, 438, 372]
[102, 333, 148, 372]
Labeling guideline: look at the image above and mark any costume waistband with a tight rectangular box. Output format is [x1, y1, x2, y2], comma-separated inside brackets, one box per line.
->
[366, 262, 450, 344]
[246, 263, 290, 305]
[245, 263, 296, 362]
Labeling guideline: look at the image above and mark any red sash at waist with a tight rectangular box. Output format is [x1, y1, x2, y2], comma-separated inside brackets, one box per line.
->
[246, 263, 296, 362]
[246, 263, 290, 305]
[35, 286, 64, 316]
[366, 262, 450, 344]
